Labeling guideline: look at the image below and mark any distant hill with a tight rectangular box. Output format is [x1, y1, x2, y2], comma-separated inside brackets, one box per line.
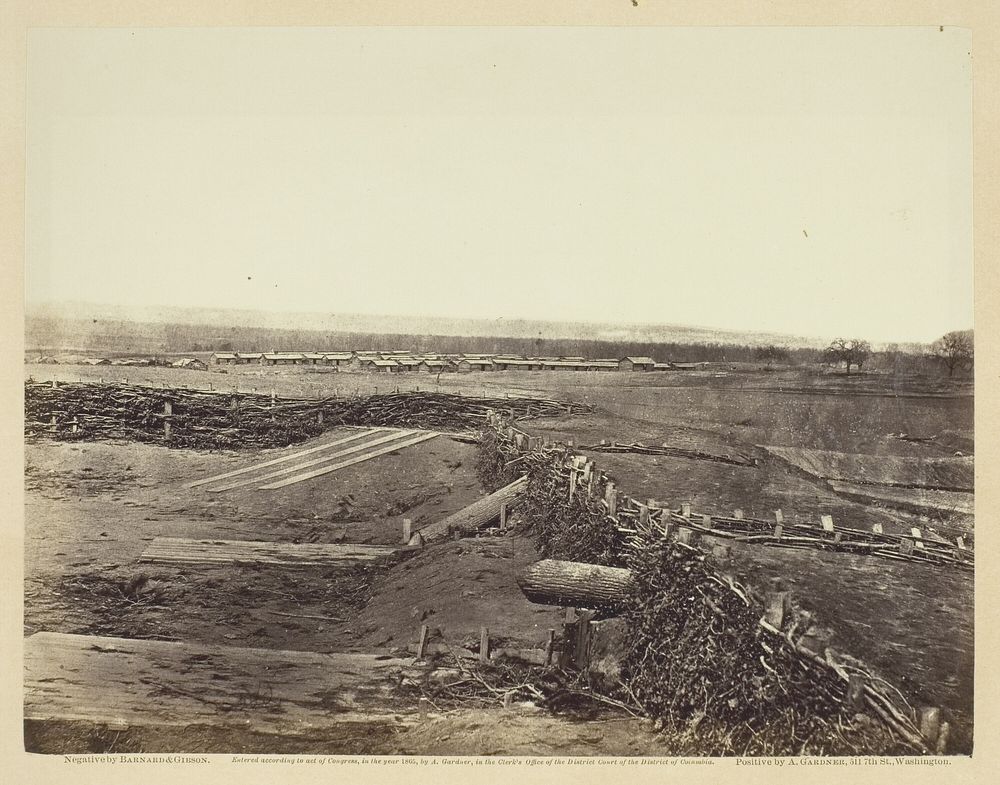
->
[26, 301, 838, 354]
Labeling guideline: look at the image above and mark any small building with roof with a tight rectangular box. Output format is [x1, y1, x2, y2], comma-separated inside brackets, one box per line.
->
[619, 356, 656, 372]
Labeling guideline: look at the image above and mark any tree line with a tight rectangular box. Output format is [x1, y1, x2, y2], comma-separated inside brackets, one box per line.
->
[27, 316, 973, 377]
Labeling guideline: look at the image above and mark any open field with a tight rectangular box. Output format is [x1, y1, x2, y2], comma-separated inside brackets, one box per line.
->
[23, 361, 974, 753]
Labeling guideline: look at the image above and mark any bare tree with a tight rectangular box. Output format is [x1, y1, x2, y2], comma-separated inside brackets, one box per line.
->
[822, 338, 872, 375]
[931, 329, 974, 377]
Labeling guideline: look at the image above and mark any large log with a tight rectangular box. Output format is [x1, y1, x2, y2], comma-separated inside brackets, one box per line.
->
[418, 476, 528, 542]
[517, 559, 635, 610]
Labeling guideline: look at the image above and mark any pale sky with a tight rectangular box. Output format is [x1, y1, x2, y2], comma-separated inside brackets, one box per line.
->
[26, 27, 972, 344]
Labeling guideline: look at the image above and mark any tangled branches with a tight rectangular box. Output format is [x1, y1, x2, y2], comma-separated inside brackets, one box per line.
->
[25, 382, 593, 451]
[517, 452, 627, 568]
[615, 538, 904, 754]
[480, 419, 929, 755]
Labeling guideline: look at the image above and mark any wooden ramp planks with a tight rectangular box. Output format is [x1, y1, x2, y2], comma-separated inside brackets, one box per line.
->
[184, 427, 387, 489]
[208, 429, 421, 493]
[25, 632, 420, 735]
[139, 537, 400, 567]
[259, 431, 439, 490]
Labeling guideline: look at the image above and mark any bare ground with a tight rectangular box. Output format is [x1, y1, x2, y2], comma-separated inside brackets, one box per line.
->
[22, 364, 975, 754]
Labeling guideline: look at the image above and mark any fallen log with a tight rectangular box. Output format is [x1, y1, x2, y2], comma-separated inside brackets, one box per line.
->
[418, 476, 528, 542]
[517, 559, 635, 610]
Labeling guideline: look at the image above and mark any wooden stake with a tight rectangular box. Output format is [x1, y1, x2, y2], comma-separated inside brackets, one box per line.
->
[846, 673, 866, 712]
[702, 514, 713, 531]
[774, 509, 784, 524]
[936, 721, 950, 754]
[479, 627, 490, 663]
[605, 483, 617, 516]
[163, 400, 172, 440]
[872, 522, 883, 535]
[545, 628, 556, 665]
[416, 624, 429, 659]
[681, 502, 691, 518]
[499, 503, 508, 531]
[763, 591, 789, 629]
[733, 509, 744, 520]
[574, 610, 595, 670]
[402, 518, 412, 544]
[919, 707, 941, 746]
[821, 514, 835, 532]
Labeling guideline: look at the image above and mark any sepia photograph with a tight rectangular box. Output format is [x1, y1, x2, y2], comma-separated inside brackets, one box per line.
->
[19, 23, 975, 760]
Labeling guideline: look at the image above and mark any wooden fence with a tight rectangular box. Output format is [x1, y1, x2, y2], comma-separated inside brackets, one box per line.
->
[483, 410, 962, 753]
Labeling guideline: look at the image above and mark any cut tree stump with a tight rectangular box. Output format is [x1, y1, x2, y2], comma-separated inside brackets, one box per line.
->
[417, 476, 528, 542]
[24, 632, 422, 736]
[517, 559, 635, 610]
[138, 537, 401, 567]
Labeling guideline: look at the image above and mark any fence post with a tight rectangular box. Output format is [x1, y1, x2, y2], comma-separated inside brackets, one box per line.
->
[402, 518, 412, 544]
[733, 509, 744, 520]
[763, 591, 789, 629]
[919, 707, 942, 748]
[416, 624, 430, 659]
[499, 503, 508, 531]
[163, 400, 172, 440]
[545, 628, 556, 665]
[480, 626, 490, 663]
[681, 502, 691, 519]
[846, 673, 867, 712]
[605, 483, 617, 517]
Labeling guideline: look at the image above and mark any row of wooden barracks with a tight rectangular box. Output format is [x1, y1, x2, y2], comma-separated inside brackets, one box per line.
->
[210, 351, 705, 373]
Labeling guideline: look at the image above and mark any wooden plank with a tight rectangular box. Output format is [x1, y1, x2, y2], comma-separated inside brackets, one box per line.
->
[139, 537, 399, 567]
[185, 427, 385, 488]
[259, 432, 439, 489]
[210, 430, 421, 493]
[24, 632, 420, 735]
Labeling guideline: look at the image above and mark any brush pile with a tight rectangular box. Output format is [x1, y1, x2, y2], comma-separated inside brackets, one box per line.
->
[480, 417, 934, 755]
[618, 537, 912, 755]
[24, 382, 591, 450]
